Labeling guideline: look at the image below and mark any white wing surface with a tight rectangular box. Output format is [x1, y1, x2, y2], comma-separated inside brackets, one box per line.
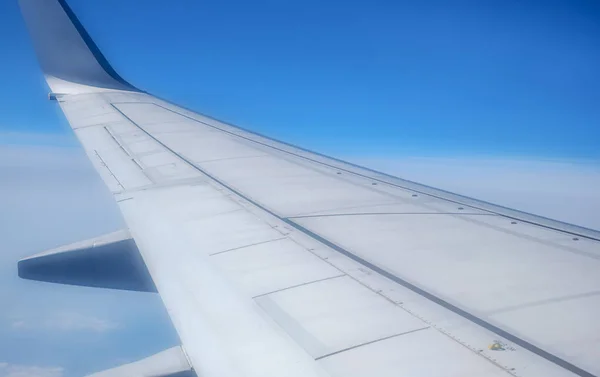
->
[18, 1, 600, 377]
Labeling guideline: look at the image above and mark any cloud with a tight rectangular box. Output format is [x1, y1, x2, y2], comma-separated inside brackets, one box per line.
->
[0, 132, 77, 148]
[0, 140, 176, 377]
[10, 312, 118, 333]
[0, 142, 123, 265]
[352, 155, 600, 231]
[10, 321, 26, 330]
[0, 363, 63, 377]
[46, 312, 119, 333]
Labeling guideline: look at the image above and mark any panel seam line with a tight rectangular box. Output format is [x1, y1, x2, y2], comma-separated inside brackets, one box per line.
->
[252, 274, 346, 299]
[287, 212, 497, 219]
[208, 237, 288, 256]
[315, 326, 430, 360]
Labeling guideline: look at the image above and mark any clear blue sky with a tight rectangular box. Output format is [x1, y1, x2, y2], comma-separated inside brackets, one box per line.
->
[1, 0, 599, 158]
[1, 1, 600, 377]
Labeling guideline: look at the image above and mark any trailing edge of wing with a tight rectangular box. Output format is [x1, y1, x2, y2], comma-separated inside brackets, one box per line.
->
[18, 0, 139, 93]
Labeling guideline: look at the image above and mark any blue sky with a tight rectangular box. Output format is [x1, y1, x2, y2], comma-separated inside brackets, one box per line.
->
[2, 0, 600, 157]
[1, 1, 600, 377]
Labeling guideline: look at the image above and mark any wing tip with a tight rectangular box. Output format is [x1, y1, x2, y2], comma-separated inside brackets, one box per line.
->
[19, 0, 140, 93]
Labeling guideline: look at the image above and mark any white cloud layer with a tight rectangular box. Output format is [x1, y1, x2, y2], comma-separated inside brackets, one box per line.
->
[10, 312, 118, 333]
[352, 156, 600, 230]
[0, 139, 178, 377]
[0, 363, 63, 377]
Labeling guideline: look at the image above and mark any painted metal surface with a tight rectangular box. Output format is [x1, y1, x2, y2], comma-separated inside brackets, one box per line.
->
[19, 0, 138, 91]
[53, 89, 600, 377]
[18, 1, 600, 377]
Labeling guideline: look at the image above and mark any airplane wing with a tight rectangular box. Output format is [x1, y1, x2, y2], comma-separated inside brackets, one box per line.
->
[18, 1, 600, 377]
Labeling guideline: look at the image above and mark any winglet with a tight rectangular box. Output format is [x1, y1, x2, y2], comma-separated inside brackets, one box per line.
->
[18, 0, 139, 93]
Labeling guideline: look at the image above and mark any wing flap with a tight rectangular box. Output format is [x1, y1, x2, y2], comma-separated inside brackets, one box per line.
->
[254, 275, 429, 359]
[319, 328, 507, 377]
[210, 238, 342, 298]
